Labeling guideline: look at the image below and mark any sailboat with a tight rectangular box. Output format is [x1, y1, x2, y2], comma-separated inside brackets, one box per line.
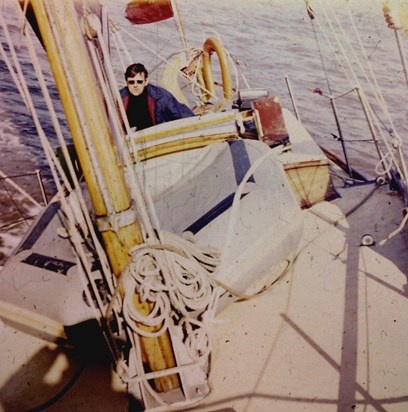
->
[0, 0, 407, 411]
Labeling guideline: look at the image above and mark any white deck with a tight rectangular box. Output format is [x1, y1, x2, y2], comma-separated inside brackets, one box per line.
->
[194, 180, 408, 412]
[1, 178, 407, 411]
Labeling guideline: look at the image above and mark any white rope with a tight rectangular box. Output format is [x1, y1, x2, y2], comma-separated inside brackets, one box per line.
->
[0, 9, 30, 108]
[375, 150, 394, 176]
[119, 147, 289, 370]
[111, 229, 219, 406]
[110, 22, 218, 101]
[91, 22, 162, 242]
[90, 19, 227, 401]
[93, 15, 216, 325]
[109, 19, 134, 68]
[3, 4, 296, 409]
[305, 2, 391, 171]
[317, 0, 407, 183]
[318, 2, 408, 219]
[91, 20, 292, 406]
[229, 51, 250, 89]
[344, 1, 408, 182]
[27, 2, 115, 288]
[305, 3, 355, 91]
[379, 209, 408, 245]
[13, 4, 115, 294]
[48, 8, 117, 222]
[170, 0, 191, 59]
[307, 0, 407, 196]
[394, 28, 408, 88]
[0, 169, 42, 208]
[1, 4, 121, 361]
[308, 0, 408, 246]
[120, 231, 218, 344]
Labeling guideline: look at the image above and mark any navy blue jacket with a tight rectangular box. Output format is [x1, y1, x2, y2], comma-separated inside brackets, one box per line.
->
[120, 83, 194, 126]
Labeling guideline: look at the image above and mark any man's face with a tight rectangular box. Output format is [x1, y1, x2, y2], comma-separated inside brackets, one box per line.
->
[127, 72, 148, 96]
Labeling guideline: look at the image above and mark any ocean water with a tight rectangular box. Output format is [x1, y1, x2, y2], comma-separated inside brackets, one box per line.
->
[0, 0, 407, 263]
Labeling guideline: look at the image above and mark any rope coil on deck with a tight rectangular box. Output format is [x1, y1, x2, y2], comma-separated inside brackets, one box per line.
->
[120, 231, 219, 347]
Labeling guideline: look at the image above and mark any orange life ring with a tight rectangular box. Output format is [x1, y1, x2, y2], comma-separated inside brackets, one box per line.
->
[201, 37, 233, 101]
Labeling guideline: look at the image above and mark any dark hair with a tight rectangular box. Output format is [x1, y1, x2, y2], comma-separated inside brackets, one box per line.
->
[125, 63, 148, 79]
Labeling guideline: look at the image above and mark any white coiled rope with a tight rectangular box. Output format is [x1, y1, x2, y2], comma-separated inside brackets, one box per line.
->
[120, 231, 219, 358]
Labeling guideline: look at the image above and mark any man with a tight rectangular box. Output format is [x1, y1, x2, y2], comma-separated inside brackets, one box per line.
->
[120, 63, 194, 130]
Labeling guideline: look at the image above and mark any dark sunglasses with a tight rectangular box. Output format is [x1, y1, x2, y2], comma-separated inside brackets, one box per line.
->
[127, 79, 144, 85]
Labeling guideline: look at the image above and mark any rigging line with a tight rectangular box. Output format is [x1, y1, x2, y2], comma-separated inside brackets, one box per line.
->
[107, 36, 133, 137]
[335, 139, 378, 143]
[19, 0, 29, 35]
[4, 7, 69, 195]
[170, 0, 191, 59]
[111, 21, 176, 79]
[357, 88, 402, 179]
[355, 86, 388, 174]
[315, 0, 385, 111]
[331, 0, 399, 146]
[18, 9, 78, 194]
[309, 5, 333, 95]
[117, 23, 217, 100]
[0, 179, 31, 228]
[375, 151, 394, 176]
[316, 1, 405, 181]
[11, 3, 110, 332]
[94, 19, 218, 329]
[0, 215, 37, 230]
[0, 12, 30, 108]
[226, 49, 241, 92]
[230, 52, 250, 89]
[0, 169, 42, 207]
[394, 28, 408, 88]
[344, 2, 402, 140]
[46, 4, 116, 218]
[87, 39, 126, 162]
[14, 3, 114, 291]
[92, 25, 159, 241]
[109, 20, 133, 67]
[316, 0, 361, 86]
[343, 1, 408, 184]
[41, 2, 122, 333]
[0, 171, 38, 179]
[332, 87, 357, 100]
[317, 86, 357, 100]
[146, 3, 189, 69]
[379, 209, 408, 245]
[306, 1, 355, 91]
[109, 23, 127, 73]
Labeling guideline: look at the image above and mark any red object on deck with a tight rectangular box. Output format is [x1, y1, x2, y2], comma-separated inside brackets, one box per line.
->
[252, 97, 289, 147]
[125, 0, 174, 24]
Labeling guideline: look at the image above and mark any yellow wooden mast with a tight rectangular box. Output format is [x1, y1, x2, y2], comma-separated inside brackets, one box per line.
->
[29, 0, 178, 392]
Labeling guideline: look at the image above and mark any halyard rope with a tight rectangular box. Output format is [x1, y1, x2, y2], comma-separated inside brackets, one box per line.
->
[306, 0, 408, 241]
[4, 2, 118, 359]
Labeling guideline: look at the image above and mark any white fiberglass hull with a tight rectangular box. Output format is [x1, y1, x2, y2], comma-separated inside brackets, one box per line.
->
[143, 139, 303, 299]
